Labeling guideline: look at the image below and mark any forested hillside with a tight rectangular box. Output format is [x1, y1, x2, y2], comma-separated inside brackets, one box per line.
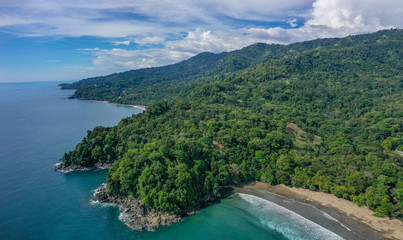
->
[61, 29, 403, 105]
[61, 29, 403, 217]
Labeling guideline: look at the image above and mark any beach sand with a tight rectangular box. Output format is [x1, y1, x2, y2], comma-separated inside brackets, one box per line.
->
[88, 100, 147, 110]
[234, 182, 403, 240]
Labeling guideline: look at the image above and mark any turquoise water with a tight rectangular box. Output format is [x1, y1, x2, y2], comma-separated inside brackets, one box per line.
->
[0, 82, 375, 240]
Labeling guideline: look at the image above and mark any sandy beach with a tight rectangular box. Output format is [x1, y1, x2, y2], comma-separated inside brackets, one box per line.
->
[88, 100, 147, 110]
[235, 182, 403, 240]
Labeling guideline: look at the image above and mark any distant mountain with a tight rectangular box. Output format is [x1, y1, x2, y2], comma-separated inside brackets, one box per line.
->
[62, 29, 403, 105]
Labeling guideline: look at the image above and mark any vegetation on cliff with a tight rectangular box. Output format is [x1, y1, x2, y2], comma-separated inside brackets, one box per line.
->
[61, 29, 403, 217]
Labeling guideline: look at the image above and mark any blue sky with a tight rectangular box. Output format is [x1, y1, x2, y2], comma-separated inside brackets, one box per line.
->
[0, 0, 402, 82]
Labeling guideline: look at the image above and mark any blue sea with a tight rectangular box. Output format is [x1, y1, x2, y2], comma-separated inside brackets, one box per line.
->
[0, 82, 383, 239]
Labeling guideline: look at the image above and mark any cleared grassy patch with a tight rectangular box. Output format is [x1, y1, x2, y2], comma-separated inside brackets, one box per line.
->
[286, 123, 322, 148]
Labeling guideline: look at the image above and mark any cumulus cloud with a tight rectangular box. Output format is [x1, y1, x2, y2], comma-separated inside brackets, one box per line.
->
[307, 0, 393, 30]
[245, 0, 402, 44]
[166, 29, 250, 54]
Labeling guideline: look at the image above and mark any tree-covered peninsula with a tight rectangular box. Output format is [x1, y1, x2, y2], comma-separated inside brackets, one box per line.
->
[60, 29, 403, 219]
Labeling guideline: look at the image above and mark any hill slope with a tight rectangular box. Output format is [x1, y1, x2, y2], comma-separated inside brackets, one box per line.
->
[60, 29, 403, 218]
[62, 29, 403, 105]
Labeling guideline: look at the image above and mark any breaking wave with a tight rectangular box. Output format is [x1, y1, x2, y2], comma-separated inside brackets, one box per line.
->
[238, 193, 344, 240]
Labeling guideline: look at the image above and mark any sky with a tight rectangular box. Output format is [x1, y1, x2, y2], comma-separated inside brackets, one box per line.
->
[0, 0, 402, 82]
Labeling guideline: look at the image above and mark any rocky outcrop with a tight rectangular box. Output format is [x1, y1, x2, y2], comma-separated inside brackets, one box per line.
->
[92, 184, 182, 231]
[54, 162, 113, 173]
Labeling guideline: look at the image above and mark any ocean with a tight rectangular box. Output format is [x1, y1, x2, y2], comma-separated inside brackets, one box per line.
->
[0, 81, 382, 239]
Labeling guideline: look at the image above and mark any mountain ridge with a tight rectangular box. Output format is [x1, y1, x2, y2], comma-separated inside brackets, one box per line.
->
[62, 29, 403, 105]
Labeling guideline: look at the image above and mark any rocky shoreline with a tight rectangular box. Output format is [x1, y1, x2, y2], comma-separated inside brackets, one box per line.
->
[56, 161, 217, 231]
[54, 162, 113, 173]
[92, 184, 183, 231]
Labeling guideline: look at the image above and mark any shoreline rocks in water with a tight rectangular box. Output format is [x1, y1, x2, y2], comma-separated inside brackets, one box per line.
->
[54, 162, 113, 173]
[92, 184, 183, 231]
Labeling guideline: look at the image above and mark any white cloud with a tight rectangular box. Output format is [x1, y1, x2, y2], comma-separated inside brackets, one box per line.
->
[1, 0, 401, 39]
[166, 29, 248, 54]
[287, 19, 298, 27]
[77, 48, 100, 51]
[245, 0, 402, 44]
[113, 40, 131, 46]
[135, 36, 164, 45]
[65, 29, 249, 77]
[0, 0, 314, 37]
[307, 0, 391, 30]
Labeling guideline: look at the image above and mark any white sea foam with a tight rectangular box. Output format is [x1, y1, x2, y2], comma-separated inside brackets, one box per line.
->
[320, 212, 351, 231]
[321, 211, 338, 221]
[298, 200, 352, 232]
[238, 193, 344, 240]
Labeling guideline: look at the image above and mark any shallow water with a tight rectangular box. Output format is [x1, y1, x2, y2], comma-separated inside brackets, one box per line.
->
[234, 188, 385, 240]
[0, 82, 382, 240]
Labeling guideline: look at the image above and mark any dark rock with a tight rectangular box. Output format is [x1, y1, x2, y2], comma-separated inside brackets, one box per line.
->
[92, 184, 182, 232]
[54, 162, 112, 173]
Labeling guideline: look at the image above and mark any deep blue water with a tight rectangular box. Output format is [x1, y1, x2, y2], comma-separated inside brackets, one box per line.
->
[0, 82, 143, 239]
[0, 82, 375, 240]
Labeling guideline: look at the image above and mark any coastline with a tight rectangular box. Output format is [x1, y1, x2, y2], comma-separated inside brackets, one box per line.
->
[55, 158, 402, 238]
[54, 162, 113, 173]
[234, 182, 403, 240]
[92, 184, 182, 231]
[87, 100, 147, 111]
[92, 184, 207, 231]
